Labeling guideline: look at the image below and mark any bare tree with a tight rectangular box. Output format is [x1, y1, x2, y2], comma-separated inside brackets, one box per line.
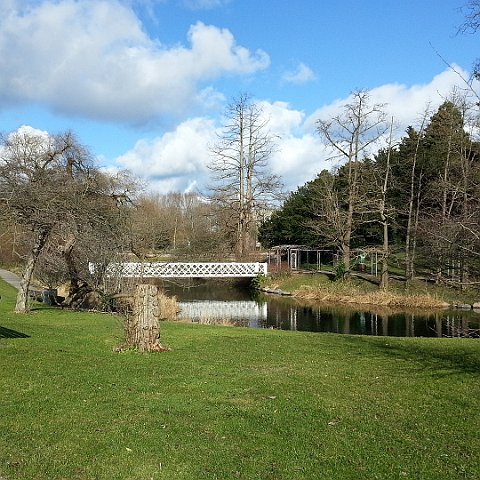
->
[208, 94, 282, 258]
[0, 129, 94, 312]
[0, 128, 135, 312]
[459, 0, 480, 34]
[309, 169, 351, 253]
[403, 113, 428, 282]
[374, 119, 395, 290]
[316, 91, 388, 278]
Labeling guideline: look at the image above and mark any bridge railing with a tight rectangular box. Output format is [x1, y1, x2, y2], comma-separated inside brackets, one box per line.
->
[89, 262, 268, 278]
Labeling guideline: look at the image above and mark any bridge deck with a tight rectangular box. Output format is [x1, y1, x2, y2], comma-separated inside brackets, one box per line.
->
[91, 262, 267, 278]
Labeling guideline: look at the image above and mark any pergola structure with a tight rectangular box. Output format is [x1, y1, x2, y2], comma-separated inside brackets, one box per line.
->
[267, 245, 336, 272]
[267, 245, 385, 275]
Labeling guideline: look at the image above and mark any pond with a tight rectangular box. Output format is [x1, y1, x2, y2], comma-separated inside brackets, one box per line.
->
[162, 279, 480, 338]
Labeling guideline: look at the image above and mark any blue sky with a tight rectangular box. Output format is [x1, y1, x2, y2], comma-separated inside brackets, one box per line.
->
[1, 0, 479, 193]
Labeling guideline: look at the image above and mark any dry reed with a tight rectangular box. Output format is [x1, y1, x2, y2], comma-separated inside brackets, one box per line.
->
[158, 291, 178, 321]
[295, 285, 450, 309]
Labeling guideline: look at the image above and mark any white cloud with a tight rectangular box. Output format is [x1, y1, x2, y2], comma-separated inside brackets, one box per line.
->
[0, 0, 269, 123]
[273, 134, 329, 187]
[0, 125, 51, 159]
[9, 124, 50, 141]
[306, 66, 479, 133]
[113, 67, 480, 195]
[283, 63, 316, 85]
[258, 102, 330, 188]
[114, 100, 329, 195]
[259, 100, 304, 136]
[115, 117, 216, 192]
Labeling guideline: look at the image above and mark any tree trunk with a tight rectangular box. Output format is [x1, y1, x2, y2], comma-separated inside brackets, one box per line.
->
[127, 284, 165, 352]
[405, 115, 427, 283]
[379, 118, 393, 291]
[15, 227, 50, 313]
[62, 232, 80, 297]
[406, 170, 424, 284]
[342, 229, 352, 279]
[380, 219, 389, 290]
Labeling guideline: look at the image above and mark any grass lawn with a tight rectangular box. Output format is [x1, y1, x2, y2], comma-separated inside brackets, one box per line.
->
[1, 279, 479, 480]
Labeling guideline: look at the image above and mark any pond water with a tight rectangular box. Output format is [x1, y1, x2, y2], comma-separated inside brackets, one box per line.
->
[162, 280, 480, 338]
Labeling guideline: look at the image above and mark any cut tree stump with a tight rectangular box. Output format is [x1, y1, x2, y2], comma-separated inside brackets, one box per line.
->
[128, 283, 167, 352]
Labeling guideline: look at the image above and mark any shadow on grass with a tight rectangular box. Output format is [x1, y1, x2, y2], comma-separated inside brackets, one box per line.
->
[0, 326, 30, 339]
[343, 335, 480, 376]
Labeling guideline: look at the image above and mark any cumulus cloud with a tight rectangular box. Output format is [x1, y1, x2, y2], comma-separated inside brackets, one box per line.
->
[259, 100, 304, 136]
[113, 100, 329, 194]
[114, 67, 480, 195]
[0, 0, 269, 123]
[115, 117, 216, 192]
[307, 66, 479, 133]
[259, 102, 330, 188]
[283, 63, 316, 85]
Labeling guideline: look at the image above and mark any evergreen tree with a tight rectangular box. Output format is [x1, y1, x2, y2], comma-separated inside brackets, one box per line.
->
[258, 172, 330, 247]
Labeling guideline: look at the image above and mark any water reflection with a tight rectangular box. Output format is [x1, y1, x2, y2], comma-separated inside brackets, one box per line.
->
[164, 281, 480, 338]
[178, 300, 267, 328]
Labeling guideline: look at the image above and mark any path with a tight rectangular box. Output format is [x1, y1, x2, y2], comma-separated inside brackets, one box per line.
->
[0, 268, 21, 290]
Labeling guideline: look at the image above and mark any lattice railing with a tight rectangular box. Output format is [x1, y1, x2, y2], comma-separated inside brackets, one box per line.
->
[90, 262, 267, 278]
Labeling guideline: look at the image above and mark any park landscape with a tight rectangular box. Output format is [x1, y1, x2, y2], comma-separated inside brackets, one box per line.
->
[2, 1, 480, 479]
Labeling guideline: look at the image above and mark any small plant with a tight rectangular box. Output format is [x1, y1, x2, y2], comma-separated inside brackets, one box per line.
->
[334, 261, 345, 281]
[250, 273, 267, 290]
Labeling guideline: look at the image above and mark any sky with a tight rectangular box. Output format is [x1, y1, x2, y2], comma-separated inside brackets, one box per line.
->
[1, 0, 479, 194]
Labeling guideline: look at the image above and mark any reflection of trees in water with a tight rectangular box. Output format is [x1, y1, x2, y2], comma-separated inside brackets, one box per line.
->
[161, 280, 480, 337]
[443, 315, 480, 338]
[163, 278, 252, 302]
[265, 300, 480, 337]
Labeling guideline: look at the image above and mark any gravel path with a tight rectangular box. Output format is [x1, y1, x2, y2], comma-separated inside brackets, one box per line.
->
[0, 268, 22, 290]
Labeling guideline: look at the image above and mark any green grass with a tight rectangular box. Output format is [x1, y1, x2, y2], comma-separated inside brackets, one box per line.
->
[265, 271, 378, 294]
[1, 279, 480, 480]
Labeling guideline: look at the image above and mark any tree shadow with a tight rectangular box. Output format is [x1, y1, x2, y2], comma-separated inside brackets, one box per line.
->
[342, 335, 480, 376]
[0, 326, 30, 339]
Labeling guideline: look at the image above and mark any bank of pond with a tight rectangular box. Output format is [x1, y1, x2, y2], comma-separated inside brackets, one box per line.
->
[163, 280, 480, 339]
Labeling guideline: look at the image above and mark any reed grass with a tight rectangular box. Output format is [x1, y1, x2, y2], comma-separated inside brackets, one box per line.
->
[265, 272, 474, 308]
[296, 285, 449, 308]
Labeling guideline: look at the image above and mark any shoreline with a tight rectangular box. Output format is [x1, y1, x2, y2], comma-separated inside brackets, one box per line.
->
[258, 280, 480, 312]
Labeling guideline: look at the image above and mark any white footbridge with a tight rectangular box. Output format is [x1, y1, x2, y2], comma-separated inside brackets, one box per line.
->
[90, 262, 267, 279]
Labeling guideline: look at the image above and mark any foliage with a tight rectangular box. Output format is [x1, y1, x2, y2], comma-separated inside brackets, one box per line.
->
[334, 260, 345, 281]
[250, 272, 267, 290]
[258, 171, 330, 248]
[262, 97, 480, 287]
